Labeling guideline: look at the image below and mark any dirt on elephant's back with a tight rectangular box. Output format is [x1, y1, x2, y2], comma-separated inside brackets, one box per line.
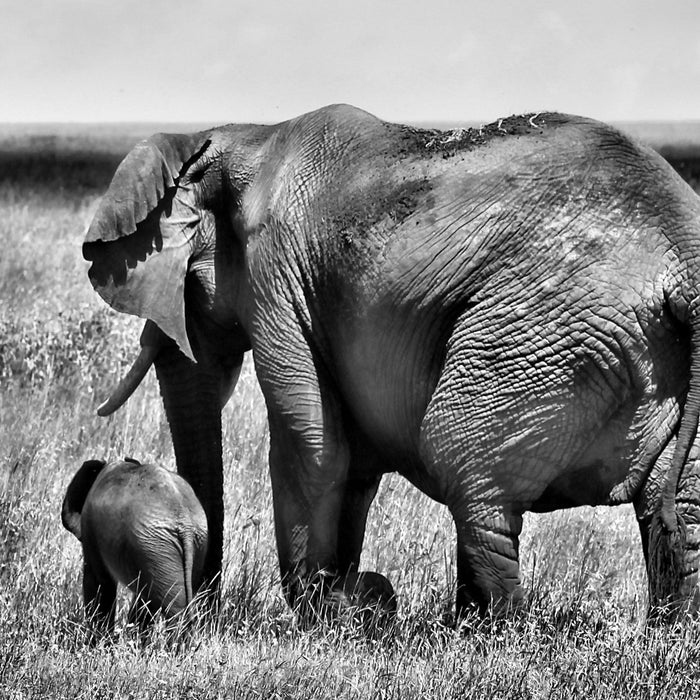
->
[398, 111, 568, 157]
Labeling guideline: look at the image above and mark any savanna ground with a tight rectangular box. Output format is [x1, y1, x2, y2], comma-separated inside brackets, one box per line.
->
[2, 120, 700, 699]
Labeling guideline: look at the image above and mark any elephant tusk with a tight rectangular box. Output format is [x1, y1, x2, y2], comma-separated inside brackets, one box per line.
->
[97, 343, 160, 416]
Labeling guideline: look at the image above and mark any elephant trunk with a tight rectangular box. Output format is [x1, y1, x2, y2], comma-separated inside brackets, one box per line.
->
[154, 345, 224, 595]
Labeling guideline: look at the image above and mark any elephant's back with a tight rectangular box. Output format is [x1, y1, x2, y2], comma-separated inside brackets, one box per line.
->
[86, 460, 204, 526]
[318, 113, 699, 457]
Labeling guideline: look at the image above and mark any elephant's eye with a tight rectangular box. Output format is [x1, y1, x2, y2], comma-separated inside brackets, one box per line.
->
[187, 165, 207, 185]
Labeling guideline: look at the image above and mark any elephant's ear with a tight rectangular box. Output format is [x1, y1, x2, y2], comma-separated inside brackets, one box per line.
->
[82, 133, 211, 360]
[61, 459, 106, 540]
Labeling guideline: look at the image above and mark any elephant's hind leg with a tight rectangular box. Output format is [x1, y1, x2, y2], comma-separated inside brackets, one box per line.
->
[419, 350, 531, 616]
[634, 435, 700, 619]
[82, 560, 117, 638]
[127, 592, 159, 637]
[127, 549, 191, 635]
[453, 507, 524, 617]
[419, 299, 639, 618]
[419, 401, 526, 615]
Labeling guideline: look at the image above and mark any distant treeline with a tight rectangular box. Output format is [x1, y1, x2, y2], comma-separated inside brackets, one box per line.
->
[1, 135, 699, 197]
[0, 149, 124, 197]
[655, 145, 700, 193]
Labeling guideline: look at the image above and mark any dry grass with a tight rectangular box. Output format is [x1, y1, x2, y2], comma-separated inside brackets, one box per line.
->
[2, 125, 700, 698]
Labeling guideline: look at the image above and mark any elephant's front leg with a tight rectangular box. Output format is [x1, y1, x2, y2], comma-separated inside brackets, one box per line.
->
[336, 473, 382, 575]
[256, 325, 394, 624]
[266, 402, 348, 612]
[267, 415, 395, 626]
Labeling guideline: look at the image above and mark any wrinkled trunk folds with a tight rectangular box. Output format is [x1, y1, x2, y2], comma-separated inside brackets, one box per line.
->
[154, 345, 224, 593]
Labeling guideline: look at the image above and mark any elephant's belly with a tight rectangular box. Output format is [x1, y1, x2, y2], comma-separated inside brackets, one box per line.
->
[331, 308, 446, 460]
[337, 349, 437, 462]
[529, 461, 627, 511]
[527, 392, 682, 511]
[416, 300, 690, 512]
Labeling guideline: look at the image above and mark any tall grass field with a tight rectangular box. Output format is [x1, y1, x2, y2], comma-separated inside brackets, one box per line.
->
[2, 120, 700, 698]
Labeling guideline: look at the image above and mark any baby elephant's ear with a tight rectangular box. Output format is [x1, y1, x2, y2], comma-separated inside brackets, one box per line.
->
[61, 460, 106, 540]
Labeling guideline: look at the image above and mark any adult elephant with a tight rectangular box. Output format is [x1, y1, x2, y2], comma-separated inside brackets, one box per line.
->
[83, 104, 700, 620]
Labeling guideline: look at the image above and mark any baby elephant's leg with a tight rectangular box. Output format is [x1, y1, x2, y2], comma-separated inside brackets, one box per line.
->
[127, 594, 159, 636]
[82, 559, 116, 640]
[129, 546, 192, 635]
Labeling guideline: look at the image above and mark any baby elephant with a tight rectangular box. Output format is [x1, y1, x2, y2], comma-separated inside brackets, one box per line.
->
[62, 457, 208, 636]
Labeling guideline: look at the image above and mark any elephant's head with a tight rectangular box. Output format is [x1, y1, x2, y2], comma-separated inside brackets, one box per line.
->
[83, 128, 263, 365]
[81, 125, 275, 588]
[62, 459, 107, 540]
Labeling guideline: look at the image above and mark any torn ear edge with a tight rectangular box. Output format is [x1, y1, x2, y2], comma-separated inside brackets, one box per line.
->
[84, 132, 211, 244]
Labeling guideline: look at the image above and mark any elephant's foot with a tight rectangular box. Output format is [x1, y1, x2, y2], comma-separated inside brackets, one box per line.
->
[330, 571, 397, 617]
[293, 570, 397, 634]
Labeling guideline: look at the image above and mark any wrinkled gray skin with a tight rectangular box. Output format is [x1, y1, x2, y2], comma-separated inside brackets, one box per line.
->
[62, 458, 208, 633]
[83, 105, 700, 621]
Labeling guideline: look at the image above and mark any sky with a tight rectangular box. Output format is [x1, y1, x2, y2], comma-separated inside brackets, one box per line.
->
[2, 0, 700, 125]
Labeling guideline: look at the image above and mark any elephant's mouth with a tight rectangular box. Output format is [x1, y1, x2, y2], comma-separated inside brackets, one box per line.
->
[97, 320, 164, 416]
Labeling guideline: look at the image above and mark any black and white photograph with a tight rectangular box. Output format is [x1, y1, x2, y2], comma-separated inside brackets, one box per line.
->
[2, 1, 700, 696]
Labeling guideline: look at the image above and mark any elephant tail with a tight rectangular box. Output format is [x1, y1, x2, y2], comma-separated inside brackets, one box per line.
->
[648, 299, 700, 609]
[180, 529, 196, 608]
